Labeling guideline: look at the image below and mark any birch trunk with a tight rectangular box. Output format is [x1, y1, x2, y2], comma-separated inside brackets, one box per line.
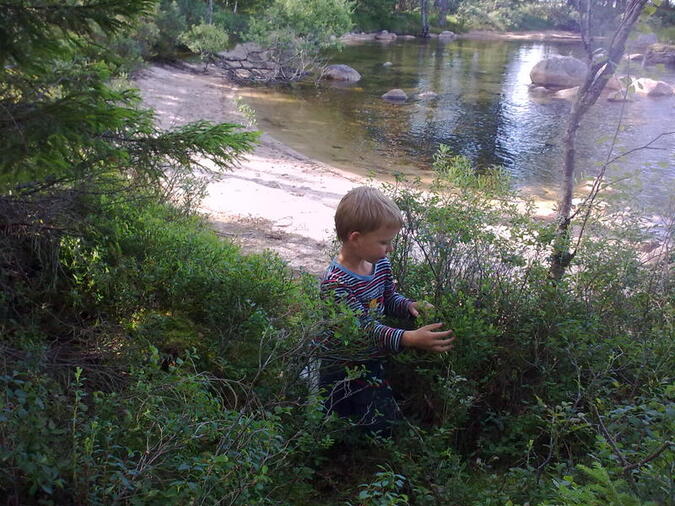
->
[550, 0, 649, 280]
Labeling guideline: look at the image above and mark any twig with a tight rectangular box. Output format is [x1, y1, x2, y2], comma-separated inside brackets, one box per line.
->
[591, 403, 638, 493]
[623, 440, 673, 471]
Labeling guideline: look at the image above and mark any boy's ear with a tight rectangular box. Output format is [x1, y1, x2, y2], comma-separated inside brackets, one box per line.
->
[347, 231, 361, 242]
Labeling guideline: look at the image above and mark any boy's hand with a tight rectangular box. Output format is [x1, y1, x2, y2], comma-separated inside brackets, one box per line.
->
[409, 300, 434, 318]
[401, 323, 455, 353]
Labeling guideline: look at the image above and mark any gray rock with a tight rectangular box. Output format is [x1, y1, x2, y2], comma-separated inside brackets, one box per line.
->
[383, 61, 393, 67]
[375, 30, 397, 41]
[634, 78, 673, 97]
[322, 64, 361, 82]
[219, 42, 264, 62]
[625, 53, 645, 61]
[530, 55, 588, 88]
[438, 31, 456, 40]
[417, 91, 438, 99]
[605, 75, 623, 90]
[234, 69, 252, 80]
[645, 43, 675, 65]
[551, 86, 579, 100]
[382, 89, 408, 101]
[529, 86, 550, 97]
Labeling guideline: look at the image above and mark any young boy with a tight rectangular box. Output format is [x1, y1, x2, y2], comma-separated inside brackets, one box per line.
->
[319, 186, 455, 436]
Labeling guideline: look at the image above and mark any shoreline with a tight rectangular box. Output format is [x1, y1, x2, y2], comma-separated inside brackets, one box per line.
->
[134, 58, 563, 275]
[135, 63, 365, 276]
[341, 29, 582, 43]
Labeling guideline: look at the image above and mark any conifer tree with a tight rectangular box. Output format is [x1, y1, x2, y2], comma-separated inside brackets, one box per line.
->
[0, 0, 258, 314]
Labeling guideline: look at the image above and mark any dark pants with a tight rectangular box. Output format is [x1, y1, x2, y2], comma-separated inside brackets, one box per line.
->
[319, 359, 399, 437]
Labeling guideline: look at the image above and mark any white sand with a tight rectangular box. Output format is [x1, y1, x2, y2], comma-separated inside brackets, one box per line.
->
[136, 64, 367, 275]
[135, 63, 559, 275]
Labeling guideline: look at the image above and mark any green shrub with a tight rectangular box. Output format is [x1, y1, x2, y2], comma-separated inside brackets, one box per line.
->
[247, 0, 353, 80]
[213, 9, 249, 40]
[0, 351, 293, 504]
[179, 23, 229, 70]
[377, 148, 672, 503]
[457, 0, 577, 31]
[58, 199, 295, 370]
[153, 0, 188, 59]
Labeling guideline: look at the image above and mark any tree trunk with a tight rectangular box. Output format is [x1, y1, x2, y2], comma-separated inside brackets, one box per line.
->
[550, 0, 650, 280]
[437, 0, 449, 27]
[420, 0, 430, 38]
[207, 0, 213, 24]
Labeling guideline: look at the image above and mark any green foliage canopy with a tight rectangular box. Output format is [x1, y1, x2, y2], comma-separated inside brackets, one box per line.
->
[179, 22, 230, 68]
[0, 0, 155, 66]
[247, 0, 354, 49]
[0, 0, 257, 193]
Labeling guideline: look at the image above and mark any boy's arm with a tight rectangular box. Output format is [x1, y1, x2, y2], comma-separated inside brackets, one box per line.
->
[381, 259, 414, 319]
[322, 279, 405, 357]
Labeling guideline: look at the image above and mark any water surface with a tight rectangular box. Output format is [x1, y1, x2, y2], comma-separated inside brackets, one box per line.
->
[240, 39, 675, 212]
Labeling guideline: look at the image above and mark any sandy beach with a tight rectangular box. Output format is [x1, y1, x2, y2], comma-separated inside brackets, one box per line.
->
[135, 57, 563, 275]
[136, 63, 368, 275]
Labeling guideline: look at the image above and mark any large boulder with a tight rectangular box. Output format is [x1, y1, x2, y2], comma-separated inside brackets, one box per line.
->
[645, 43, 675, 65]
[551, 86, 579, 100]
[529, 85, 550, 97]
[218, 42, 265, 62]
[382, 89, 408, 101]
[438, 31, 456, 40]
[634, 78, 673, 97]
[322, 64, 361, 82]
[605, 75, 624, 90]
[530, 55, 588, 88]
[375, 30, 397, 41]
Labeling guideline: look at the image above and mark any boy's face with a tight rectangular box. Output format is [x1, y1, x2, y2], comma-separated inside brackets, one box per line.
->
[350, 224, 400, 263]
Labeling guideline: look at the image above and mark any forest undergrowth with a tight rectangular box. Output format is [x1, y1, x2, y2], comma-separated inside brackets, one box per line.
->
[2, 152, 672, 504]
[1, 0, 673, 504]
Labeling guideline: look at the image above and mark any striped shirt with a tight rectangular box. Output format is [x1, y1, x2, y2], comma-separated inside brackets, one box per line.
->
[320, 257, 412, 359]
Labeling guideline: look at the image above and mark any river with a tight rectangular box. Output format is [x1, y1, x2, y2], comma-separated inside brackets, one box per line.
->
[239, 38, 675, 214]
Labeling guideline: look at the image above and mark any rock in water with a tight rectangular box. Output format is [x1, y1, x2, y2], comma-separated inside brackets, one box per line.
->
[382, 89, 408, 102]
[634, 78, 674, 97]
[375, 30, 397, 41]
[530, 55, 588, 88]
[438, 31, 456, 40]
[606, 75, 623, 90]
[322, 64, 361, 82]
[529, 86, 550, 97]
[645, 43, 675, 65]
[552, 86, 579, 100]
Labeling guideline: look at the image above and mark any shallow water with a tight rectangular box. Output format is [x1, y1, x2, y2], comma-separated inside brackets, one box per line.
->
[239, 38, 675, 213]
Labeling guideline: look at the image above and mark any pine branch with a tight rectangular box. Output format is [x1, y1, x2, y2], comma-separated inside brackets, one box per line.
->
[0, 0, 155, 66]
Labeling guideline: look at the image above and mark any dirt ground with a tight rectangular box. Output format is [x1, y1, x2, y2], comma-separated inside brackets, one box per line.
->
[135, 63, 367, 276]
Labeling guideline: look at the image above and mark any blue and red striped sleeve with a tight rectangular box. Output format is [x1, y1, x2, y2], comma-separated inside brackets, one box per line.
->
[320, 258, 413, 357]
[380, 260, 413, 318]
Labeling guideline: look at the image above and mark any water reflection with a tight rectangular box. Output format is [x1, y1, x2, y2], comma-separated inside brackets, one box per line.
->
[240, 39, 675, 212]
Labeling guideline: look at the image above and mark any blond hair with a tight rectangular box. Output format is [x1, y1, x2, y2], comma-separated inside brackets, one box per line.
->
[334, 186, 403, 242]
